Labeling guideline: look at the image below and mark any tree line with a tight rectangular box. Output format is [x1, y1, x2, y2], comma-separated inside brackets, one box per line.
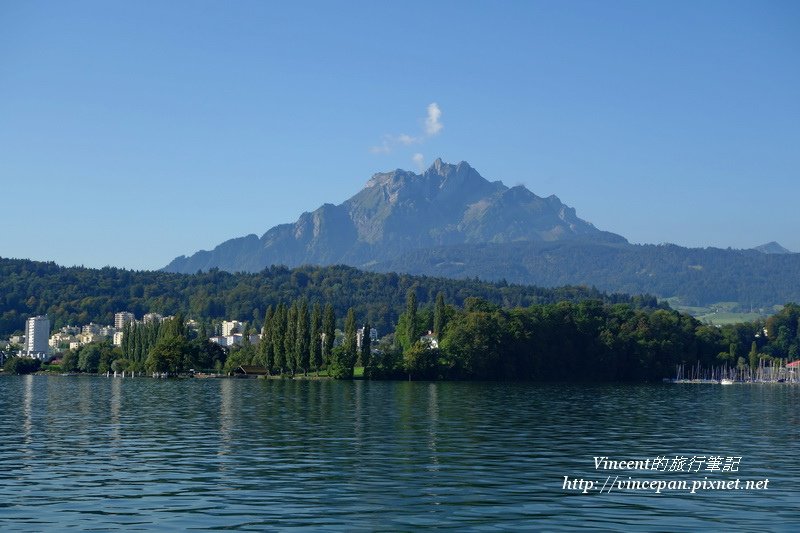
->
[0, 257, 660, 338]
[6, 293, 799, 381]
[368, 292, 800, 381]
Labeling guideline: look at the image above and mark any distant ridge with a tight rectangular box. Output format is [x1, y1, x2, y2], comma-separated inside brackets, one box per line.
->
[753, 241, 793, 255]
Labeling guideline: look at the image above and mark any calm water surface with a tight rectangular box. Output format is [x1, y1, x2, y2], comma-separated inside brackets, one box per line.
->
[1, 375, 799, 531]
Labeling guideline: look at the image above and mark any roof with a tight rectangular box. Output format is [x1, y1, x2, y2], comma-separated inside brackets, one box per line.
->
[234, 365, 270, 375]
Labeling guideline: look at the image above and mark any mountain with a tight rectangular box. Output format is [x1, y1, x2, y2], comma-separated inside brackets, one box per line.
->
[162, 160, 800, 307]
[164, 159, 625, 273]
[753, 241, 794, 255]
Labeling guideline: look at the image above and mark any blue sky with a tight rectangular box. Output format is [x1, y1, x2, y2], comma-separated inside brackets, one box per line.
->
[1, 0, 798, 270]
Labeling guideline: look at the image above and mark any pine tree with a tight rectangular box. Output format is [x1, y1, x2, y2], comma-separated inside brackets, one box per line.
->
[433, 291, 446, 338]
[344, 308, 357, 368]
[310, 302, 322, 375]
[405, 288, 418, 349]
[285, 301, 298, 376]
[241, 323, 251, 347]
[296, 299, 310, 375]
[273, 303, 286, 374]
[749, 340, 759, 370]
[134, 324, 145, 362]
[122, 322, 132, 358]
[259, 305, 274, 373]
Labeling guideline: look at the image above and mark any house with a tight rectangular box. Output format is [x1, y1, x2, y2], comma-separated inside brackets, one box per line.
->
[420, 330, 439, 349]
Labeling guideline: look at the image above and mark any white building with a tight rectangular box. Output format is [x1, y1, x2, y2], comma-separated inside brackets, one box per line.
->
[356, 327, 378, 350]
[80, 332, 102, 345]
[114, 311, 135, 330]
[49, 332, 79, 350]
[25, 316, 50, 359]
[82, 323, 101, 335]
[113, 331, 124, 346]
[420, 330, 439, 349]
[210, 334, 242, 347]
[209, 336, 227, 347]
[143, 313, 163, 324]
[221, 320, 243, 337]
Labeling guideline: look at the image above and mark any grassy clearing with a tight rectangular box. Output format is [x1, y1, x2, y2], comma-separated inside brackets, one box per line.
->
[663, 298, 779, 325]
[695, 311, 764, 325]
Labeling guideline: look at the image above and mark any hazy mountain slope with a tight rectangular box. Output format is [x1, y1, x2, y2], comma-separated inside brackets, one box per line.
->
[371, 240, 800, 307]
[753, 241, 793, 254]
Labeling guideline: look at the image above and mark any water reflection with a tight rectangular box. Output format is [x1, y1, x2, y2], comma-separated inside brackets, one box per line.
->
[427, 383, 439, 472]
[1, 377, 800, 530]
[110, 376, 121, 453]
[21, 375, 33, 453]
[219, 378, 233, 463]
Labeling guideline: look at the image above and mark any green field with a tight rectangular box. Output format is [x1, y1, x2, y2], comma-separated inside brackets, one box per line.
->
[663, 298, 780, 325]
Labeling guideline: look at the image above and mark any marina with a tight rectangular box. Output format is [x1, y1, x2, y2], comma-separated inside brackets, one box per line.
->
[672, 360, 800, 384]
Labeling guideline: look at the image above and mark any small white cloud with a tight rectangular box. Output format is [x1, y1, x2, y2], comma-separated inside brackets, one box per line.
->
[369, 141, 392, 154]
[425, 102, 443, 136]
[371, 103, 443, 154]
[412, 153, 425, 171]
[397, 133, 419, 145]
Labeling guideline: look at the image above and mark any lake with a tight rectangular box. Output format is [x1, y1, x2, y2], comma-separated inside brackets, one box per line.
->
[1, 375, 799, 530]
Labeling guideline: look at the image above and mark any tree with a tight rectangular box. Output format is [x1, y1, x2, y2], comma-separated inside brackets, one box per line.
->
[749, 340, 759, 369]
[121, 322, 132, 358]
[433, 291, 446, 337]
[285, 302, 298, 376]
[194, 338, 226, 372]
[111, 358, 130, 373]
[327, 346, 353, 379]
[258, 305, 274, 373]
[440, 310, 503, 379]
[236, 324, 257, 365]
[405, 288, 418, 349]
[328, 308, 357, 379]
[344, 308, 357, 363]
[273, 303, 287, 374]
[162, 313, 186, 339]
[146, 335, 191, 374]
[322, 303, 335, 369]
[61, 350, 78, 372]
[78, 343, 105, 373]
[97, 346, 120, 374]
[3, 356, 41, 375]
[296, 299, 310, 375]
[359, 321, 371, 369]
[403, 340, 439, 380]
[310, 303, 322, 375]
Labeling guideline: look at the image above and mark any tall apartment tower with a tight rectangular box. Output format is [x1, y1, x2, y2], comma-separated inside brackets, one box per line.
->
[25, 316, 51, 358]
[114, 311, 135, 330]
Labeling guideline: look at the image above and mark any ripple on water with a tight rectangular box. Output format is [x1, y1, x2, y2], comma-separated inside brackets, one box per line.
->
[1, 376, 799, 530]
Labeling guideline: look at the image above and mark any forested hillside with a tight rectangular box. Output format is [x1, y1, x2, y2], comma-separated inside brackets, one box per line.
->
[0, 257, 659, 337]
[373, 241, 800, 308]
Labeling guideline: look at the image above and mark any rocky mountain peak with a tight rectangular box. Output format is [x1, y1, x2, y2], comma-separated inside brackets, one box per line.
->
[164, 160, 622, 274]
